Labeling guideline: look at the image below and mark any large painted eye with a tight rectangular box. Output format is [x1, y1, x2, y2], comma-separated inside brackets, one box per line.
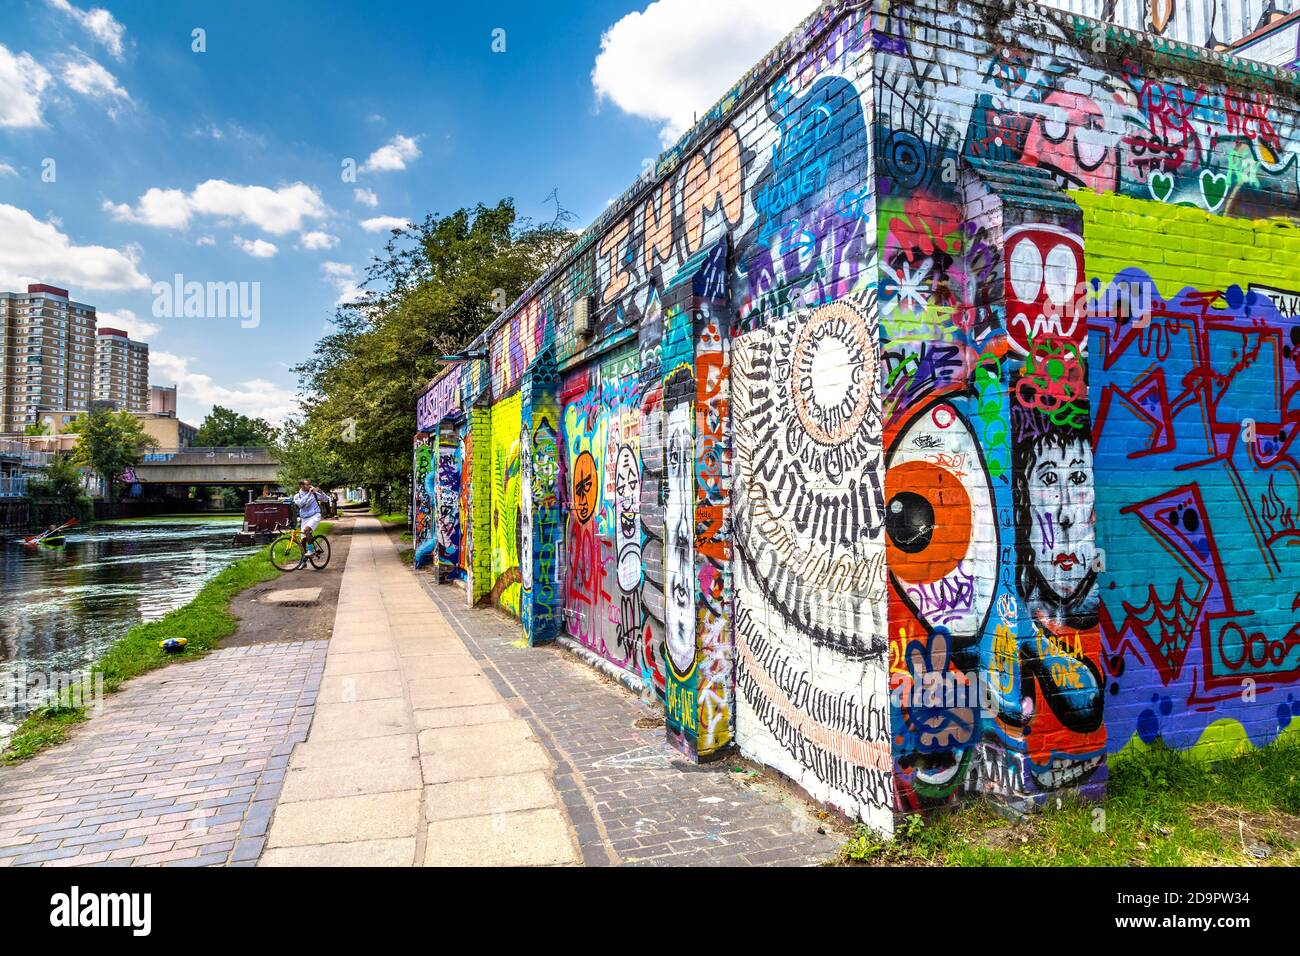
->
[885, 400, 997, 642]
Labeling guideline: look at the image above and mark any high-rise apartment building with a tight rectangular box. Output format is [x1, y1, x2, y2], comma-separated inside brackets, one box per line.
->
[0, 284, 97, 433]
[94, 327, 150, 413]
[149, 384, 177, 416]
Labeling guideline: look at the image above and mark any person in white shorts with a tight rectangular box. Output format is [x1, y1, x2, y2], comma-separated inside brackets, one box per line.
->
[292, 479, 324, 554]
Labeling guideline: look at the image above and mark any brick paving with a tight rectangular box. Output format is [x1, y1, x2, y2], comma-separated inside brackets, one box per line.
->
[418, 583, 842, 867]
[0, 640, 325, 867]
[0, 517, 841, 867]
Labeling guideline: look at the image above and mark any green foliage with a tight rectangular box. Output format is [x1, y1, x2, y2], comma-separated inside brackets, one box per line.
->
[292, 198, 574, 500]
[194, 405, 280, 447]
[26, 453, 89, 517]
[67, 406, 157, 502]
[0, 523, 331, 764]
[275, 415, 347, 491]
[834, 740, 1300, 867]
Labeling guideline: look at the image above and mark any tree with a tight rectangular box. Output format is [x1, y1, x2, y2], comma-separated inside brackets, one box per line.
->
[194, 405, 280, 447]
[26, 453, 92, 520]
[292, 198, 574, 502]
[275, 415, 347, 491]
[68, 407, 157, 502]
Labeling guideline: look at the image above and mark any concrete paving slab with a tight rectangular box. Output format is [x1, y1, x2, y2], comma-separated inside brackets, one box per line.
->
[291, 735, 418, 768]
[417, 720, 533, 755]
[262, 587, 322, 606]
[407, 675, 500, 710]
[308, 698, 413, 741]
[322, 650, 400, 677]
[419, 737, 551, 784]
[400, 655, 484, 679]
[423, 808, 578, 867]
[318, 669, 404, 704]
[279, 758, 422, 802]
[424, 772, 558, 822]
[266, 790, 421, 847]
[260, 837, 416, 867]
[413, 704, 514, 730]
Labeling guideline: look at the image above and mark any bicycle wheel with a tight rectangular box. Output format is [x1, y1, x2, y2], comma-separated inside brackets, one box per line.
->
[307, 535, 331, 570]
[269, 534, 305, 571]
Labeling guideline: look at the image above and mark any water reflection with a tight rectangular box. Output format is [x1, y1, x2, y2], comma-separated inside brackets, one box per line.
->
[0, 519, 258, 734]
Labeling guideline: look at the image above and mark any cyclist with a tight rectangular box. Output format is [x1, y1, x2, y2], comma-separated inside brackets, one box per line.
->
[291, 479, 325, 556]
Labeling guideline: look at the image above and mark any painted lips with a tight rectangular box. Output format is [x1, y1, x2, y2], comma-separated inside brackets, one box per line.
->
[1052, 552, 1083, 572]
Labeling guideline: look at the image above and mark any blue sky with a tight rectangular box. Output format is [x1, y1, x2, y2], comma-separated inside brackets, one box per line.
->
[0, 0, 817, 424]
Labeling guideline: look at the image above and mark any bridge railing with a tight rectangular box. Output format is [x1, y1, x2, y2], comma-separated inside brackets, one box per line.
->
[139, 446, 278, 464]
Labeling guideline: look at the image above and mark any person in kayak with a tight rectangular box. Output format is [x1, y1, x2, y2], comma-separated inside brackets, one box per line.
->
[292, 479, 325, 555]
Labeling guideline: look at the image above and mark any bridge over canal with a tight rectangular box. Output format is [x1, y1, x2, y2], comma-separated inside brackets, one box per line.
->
[130, 447, 281, 486]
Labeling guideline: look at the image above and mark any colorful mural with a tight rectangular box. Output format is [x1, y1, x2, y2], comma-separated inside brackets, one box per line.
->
[410, 0, 1300, 830]
[413, 439, 436, 568]
[561, 346, 646, 675]
[1082, 190, 1300, 756]
[437, 442, 463, 574]
[489, 392, 523, 616]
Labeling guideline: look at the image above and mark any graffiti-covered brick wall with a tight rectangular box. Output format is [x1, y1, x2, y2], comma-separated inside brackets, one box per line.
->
[413, 437, 435, 568]
[1082, 190, 1300, 757]
[874, 0, 1300, 814]
[414, 0, 1300, 833]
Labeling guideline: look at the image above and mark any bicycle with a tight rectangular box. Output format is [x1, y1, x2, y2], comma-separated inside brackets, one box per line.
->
[268, 524, 331, 571]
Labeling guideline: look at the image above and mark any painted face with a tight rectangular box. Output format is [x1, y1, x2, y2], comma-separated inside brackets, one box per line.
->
[1027, 437, 1095, 601]
[664, 402, 695, 676]
[1004, 224, 1086, 354]
[1021, 90, 1116, 194]
[614, 443, 642, 593]
[519, 425, 533, 592]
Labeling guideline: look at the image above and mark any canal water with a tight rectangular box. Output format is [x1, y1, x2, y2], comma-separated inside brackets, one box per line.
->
[0, 518, 260, 741]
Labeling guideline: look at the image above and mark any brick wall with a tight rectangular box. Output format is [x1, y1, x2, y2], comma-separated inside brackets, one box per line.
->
[413, 0, 1300, 832]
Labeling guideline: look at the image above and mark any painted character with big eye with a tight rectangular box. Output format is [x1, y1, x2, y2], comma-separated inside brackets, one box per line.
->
[664, 379, 695, 678]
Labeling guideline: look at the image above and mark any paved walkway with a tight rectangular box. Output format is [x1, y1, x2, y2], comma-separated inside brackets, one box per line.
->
[0, 516, 841, 867]
[261, 516, 581, 865]
[418, 582, 842, 866]
[262, 516, 840, 866]
[0, 640, 324, 867]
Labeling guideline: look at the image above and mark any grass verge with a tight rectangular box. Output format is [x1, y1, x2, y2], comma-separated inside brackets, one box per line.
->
[837, 739, 1300, 866]
[1, 522, 333, 764]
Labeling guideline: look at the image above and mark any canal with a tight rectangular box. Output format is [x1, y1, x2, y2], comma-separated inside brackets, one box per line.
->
[0, 517, 260, 741]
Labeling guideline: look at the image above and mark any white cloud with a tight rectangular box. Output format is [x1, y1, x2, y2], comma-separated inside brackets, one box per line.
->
[195, 235, 216, 246]
[46, 0, 126, 59]
[97, 308, 160, 341]
[233, 236, 278, 258]
[353, 187, 378, 207]
[360, 215, 409, 233]
[592, 0, 820, 145]
[299, 231, 339, 251]
[0, 44, 51, 128]
[60, 53, 130, 102]
[321, 261, 363, 307]
[0, 163, 16, 177]
[360, 134, 421, 173]
[105, 179, 328, 235]
[151, 350, 300, 424]
[0, 202, 150, 292]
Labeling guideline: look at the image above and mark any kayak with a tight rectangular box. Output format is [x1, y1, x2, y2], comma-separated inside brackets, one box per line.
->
[37, 536, 66, 547]
[21, 518, 79, 547]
